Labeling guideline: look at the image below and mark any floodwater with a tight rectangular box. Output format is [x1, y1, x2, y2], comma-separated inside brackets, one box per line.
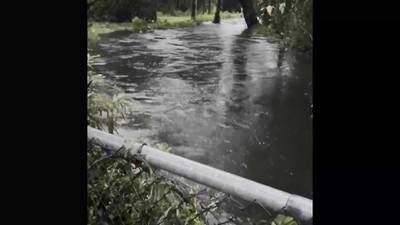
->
[92, 18, 312, 199]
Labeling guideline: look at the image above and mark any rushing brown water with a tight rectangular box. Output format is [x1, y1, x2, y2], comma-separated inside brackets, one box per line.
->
[92, 18, 312, 199]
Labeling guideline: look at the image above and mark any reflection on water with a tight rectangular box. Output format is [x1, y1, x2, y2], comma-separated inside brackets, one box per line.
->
[93, 18, 312, 199]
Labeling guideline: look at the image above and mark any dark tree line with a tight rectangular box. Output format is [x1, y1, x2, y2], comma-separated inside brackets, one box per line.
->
[88, 0, 260, 28]
[88, 0, 157, 22]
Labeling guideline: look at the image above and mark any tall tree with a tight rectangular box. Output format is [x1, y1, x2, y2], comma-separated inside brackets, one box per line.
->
[208, 0, 212, 14]
[191, 0, 197, 19]
[213, 0, 222, 23]
[153, 0, 158, 22]
[222, 0, 241, 12]
[237, 0, 259, 28]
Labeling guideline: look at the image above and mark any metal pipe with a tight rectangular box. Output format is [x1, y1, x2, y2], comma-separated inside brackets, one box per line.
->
[88, 127, 312, 222]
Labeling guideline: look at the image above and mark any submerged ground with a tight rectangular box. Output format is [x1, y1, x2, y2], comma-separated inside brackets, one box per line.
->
[92, 18, 313, 199]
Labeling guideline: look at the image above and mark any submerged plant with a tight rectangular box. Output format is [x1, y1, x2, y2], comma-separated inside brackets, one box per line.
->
[87, 51, 206, 225]
[257, 0, 313, 50]
[131, 17, 154, 33]
[271, 214, 298, 225]
[87, 53, 130, 134]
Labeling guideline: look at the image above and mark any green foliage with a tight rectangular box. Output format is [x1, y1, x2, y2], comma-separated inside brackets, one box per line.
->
[131, 17, 154, 33]
[88, 22, 133, 45]
[155, 143, 173, 153]
[271, 214, 298, 225]
[257, 0, 313, 50]
[87, 53, 130, 134]
[87, 144, 206, 225]
[87, 51, 206, 225]
[87, 48, 300, 225]
[158, 0, 217, 15]
[88, 0, 157, 22]
[136, 139, 173, 153]
[155, 12, 242, 29]
[88, 11, 242, 43]
[89, 0, 217, 22]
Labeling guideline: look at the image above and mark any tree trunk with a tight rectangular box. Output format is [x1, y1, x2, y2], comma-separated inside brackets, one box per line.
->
[208, 0, 212, 14]
[237, 0, 259, 28]
[191, 0, 197, 20]
[213, 0, 222, 23]
[153, 0, 158, 22]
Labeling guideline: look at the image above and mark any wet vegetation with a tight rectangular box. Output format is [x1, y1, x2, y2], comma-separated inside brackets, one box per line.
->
[254, 0, 313, 50]
[88, 53, 208, 225]
[88, 11, 242, 44]
[88, 0, 312, 50]
[87, 51, 300, 225]
[88, 0, 312, 224]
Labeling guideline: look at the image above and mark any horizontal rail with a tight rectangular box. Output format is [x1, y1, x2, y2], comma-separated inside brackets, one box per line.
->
[88, 126, 312, 223]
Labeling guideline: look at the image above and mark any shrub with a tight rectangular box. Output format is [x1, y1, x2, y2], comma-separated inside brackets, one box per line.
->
[131, 17, 154, 33]
[87, 51, 206, 225]
[257, 0, 313, 50]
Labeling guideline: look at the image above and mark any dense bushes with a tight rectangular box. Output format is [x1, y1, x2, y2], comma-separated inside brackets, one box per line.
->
[88, 0, 312, 49]
[87, 53, 129, 134]
[87, 52, 207, 225]
[88, 0, 157, 22]
[88, 0, 215, 22]
[257, 0, 312, 50]
[87, 143, 207, 225]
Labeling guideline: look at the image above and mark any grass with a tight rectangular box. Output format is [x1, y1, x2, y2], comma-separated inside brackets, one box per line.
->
[88, 11, 243, 44]
[156, 11, 242, 27]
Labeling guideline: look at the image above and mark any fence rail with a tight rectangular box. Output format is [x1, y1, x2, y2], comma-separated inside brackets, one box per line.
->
[87, 126, 312, 223]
